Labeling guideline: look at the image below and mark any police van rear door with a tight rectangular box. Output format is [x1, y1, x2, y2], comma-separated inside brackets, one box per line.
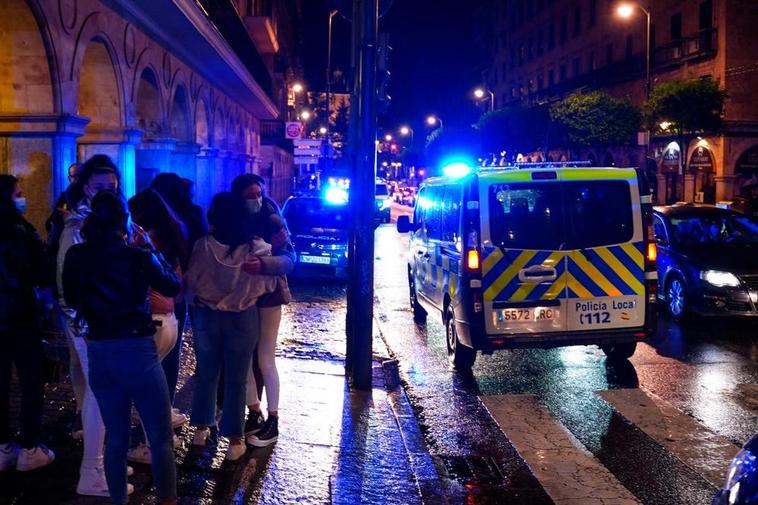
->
[480, 171, 568, 335]
[562, 169, 646, 331]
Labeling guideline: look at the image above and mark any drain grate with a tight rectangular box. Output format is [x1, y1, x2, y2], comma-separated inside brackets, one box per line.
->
[437, 455, 506, 486]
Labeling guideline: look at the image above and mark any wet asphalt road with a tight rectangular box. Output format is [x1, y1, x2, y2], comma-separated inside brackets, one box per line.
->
[369, 207, 758, 505]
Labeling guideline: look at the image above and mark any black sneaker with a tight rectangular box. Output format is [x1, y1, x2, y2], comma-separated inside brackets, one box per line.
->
[247, 416, 278, 447]
[244, 410, 266, 438]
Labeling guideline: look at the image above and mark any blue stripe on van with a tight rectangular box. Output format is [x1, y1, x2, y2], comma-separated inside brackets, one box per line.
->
[494, 250, 552, 301]
[568, 258, 607, 297]
[590, 250, 637, 296]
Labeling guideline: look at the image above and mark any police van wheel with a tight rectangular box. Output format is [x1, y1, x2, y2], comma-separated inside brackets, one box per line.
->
[601, 342, 637, 360]
[409, 274, 427, 323]
[446, 306, 476, 370]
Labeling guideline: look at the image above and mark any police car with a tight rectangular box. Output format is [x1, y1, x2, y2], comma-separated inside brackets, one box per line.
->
[397, 162, 658, 370]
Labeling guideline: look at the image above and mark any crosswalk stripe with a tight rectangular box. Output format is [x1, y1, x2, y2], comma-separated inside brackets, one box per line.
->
[597, 388, 741, 488]
[480, 394, 640, 505]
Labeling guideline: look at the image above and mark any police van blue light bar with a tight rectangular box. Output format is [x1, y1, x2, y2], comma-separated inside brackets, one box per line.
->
[442, 162, 473, 178]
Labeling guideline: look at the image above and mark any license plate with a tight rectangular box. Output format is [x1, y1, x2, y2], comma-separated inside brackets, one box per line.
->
[496, 307, 557, 322]
[300, 254, 331, 265]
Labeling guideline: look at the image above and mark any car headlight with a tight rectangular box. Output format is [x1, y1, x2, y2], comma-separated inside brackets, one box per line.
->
[700, 270, 741, 288]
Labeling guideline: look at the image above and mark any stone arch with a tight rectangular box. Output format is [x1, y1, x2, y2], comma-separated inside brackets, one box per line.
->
[169, 84, 191, 141]
[195, 97, 209, 147]
[135, 66, 164, 137]
[0, 0, 56, 113]
[76, 38, 123, 130]
[587, 152, 598, 165]
[213, 107, 225, 148]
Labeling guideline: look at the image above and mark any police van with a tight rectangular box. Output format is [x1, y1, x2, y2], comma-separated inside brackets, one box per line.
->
[397, 163, 657, 369]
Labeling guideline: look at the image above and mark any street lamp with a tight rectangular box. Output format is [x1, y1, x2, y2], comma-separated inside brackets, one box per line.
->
[473, 87, 495, 112]
[384, 133, 393, 142]
[399, 125, 414, 143]
[326, 10, 339, 134]
[319, 126, 328, 135]
[616, 2, 651, 99]
[292, 82, 304, 94]
[300, 110, 312, 121]
[426, 115, 442, 128]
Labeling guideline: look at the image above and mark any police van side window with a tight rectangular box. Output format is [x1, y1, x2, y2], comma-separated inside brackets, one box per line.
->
[425, 186, 443, 240]
[414, 187, 426, 226]
[442, 184, 462, 243]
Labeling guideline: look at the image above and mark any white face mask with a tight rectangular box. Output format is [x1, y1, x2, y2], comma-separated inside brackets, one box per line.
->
[246, 198, 263, 214]
[14, 197, 27, 214]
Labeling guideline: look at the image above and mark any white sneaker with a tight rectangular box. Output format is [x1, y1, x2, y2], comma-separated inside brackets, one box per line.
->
[16, 445, 55, 471]
[126, 443, 152, 464]
[225, 442, 246, 461]
[171, 408, 189, 428]
[192, 428, 210, 447]
[77, 466, 135, 497]
[0, 443, 19, 471]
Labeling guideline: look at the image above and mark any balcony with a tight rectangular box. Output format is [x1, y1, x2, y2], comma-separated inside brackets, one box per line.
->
[654, 28, 717, 68]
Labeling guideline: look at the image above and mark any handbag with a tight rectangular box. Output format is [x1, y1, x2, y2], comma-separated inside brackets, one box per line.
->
[257, 275, 291, 307]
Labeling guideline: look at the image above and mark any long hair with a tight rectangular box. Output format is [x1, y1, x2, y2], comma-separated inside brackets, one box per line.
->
[230, 173, 281, 241]
[151, 172, 191, 216]
[128, 188, 188, 266]
[81, 190, 129, 243]
[66, 155, 121, 207]
[208, 192, 249, 257]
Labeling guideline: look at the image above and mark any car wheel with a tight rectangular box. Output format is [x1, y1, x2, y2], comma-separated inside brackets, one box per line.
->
[601, 342, 637, 360]
[666, 275, 688, 319]
[445, 305, 476, 370]
[409, 272, 427, 323]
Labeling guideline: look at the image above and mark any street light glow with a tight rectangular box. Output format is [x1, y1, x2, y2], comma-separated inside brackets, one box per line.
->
[426, 115, 438, 126]
[384, 133, 393, 142]
[300, 110, 312, 121]
[292, 82, 304, 93]
[319, 126, 327, 134]
[617, 4, 634, 18]
[399, 126, 410, 136]
[474, 88, 485, 99]
[659, 121, 672, 130]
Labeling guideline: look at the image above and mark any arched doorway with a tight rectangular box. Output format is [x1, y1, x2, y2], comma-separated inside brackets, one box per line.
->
[134, 67, 166, 191]
[170, 85, 191, 142]
[659, 142, 682, 203]
[0, 0, 56, 231]
[195, 99, 209, 148]
[688, 145, 716, 204]
[77, 41, 122, 131]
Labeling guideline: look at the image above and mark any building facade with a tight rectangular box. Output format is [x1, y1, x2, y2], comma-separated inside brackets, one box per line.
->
[482, 0, 758, 204]
[0, 0, 299, 234]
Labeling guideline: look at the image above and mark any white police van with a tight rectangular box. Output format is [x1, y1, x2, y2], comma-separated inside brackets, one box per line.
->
[397, 163, 657, 369]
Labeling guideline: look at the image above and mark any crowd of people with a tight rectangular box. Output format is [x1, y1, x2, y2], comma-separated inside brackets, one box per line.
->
[0, 154, 293, 505]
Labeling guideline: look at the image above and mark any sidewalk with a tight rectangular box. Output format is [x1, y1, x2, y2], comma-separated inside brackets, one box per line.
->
[0, 284, 443, 505]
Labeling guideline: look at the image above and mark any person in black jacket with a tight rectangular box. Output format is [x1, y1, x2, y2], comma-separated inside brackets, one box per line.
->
[63, 190, 181, 505]
[0, 175, 55, 472]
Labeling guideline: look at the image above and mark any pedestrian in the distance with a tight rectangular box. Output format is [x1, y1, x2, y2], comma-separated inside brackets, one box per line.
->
[185, 192, 277, 461]
[230, 174, 294, 447]
[56, 154, 122, 496]
[0, 175, 55, 472]
[63, 190, 180, 505]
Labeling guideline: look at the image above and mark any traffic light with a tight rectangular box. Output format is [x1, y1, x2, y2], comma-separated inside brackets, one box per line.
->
[377, 32, 392, 114]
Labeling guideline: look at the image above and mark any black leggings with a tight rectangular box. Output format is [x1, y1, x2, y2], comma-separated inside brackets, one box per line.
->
[0, 329, 44, 448]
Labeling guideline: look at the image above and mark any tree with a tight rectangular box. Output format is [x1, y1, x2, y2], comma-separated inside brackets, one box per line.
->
[424, 126, 481, 175]
[476, 103, 553, 159]
[550, 91, 641, 147]
[643, 79, 726, 171]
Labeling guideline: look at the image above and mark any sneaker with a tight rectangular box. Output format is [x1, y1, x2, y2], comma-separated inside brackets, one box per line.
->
[224, 442, 246, 461]
[0, 443, 19, 471]
[247, 416, 278, 448]
[127, 465, 134, 477]
[77, 466, 135, 497]
[171, 408, 188, 429]
[244, 410, 266, 438]
[71, 412, 83, 440]
[126, 443, 151, 464]
[192, 428, 210, 447]
[16, 445, 55, 471]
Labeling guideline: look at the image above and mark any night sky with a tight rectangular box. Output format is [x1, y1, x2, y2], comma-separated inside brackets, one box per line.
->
[301, 0, 489, 140]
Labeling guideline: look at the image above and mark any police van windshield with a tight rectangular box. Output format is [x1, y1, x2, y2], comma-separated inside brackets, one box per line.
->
[489, 180, 634, 250]
[284, 198, 350, 233]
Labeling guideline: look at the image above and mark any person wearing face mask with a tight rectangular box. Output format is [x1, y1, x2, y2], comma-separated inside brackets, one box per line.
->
[0, 175, 55, 472]
[56, 155, 135, 497]
[230, 174, 294, 447]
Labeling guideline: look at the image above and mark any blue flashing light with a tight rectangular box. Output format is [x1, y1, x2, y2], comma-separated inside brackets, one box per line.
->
[325, 187, 349, 205]
[442, 161, 473, 178]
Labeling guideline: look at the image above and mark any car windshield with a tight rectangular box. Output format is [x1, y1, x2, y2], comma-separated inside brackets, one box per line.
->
[376, 184, 389, 196]
[284, 199, 349, 233]
[489, 180, 634, 250]
[669, 213, 758, 245]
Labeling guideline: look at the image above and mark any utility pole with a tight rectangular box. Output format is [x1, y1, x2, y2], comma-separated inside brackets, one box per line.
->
[345, 0, 378, 390]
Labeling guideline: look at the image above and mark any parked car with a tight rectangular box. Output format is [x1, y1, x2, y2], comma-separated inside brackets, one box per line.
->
[376, 179, 391, 223]
[653, 204, 758, 318]
[282, 196, 349, 279]
[712, 432, 758, 505]
[399, 186, 416, 207]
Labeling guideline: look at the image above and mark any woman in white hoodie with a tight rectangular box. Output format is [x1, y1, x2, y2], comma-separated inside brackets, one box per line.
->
[185, 192, 276, 461]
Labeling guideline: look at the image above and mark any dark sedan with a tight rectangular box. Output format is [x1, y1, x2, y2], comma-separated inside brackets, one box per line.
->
[653, 204, 758, 318]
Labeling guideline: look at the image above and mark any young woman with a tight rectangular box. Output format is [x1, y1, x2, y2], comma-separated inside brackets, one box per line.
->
[185, 192, 277, 461]
[63, 190, 180, 505]
[0, 175, 55, 472]
[56, 154, 123, 496]
[230, 174, 294, 447]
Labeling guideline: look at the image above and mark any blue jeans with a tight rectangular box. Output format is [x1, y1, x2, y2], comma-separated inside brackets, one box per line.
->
[190, 305, 259, 438]
[162, 299, 187, 404]
[88, 338, 176, 505]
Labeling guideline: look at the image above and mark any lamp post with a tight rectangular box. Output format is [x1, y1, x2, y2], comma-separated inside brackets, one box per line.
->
[326, 10, 339, 133]
[474, 87, 495, 112]
[617, 2, 651, 99]
[426, 115, 442, 129]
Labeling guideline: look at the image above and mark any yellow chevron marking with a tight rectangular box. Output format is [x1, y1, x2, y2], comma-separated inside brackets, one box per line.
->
[620, 242, 644, 268]
[449, 273, 457, 297]
[567, 272, 595, 298]
[543, 270, 568, 299]
[594, 248, 644, 295]
[510, 251, 566, 301]
[570, 251, 622, 296]
[484, 250, 537, 301]
[482, 248, 504, 276]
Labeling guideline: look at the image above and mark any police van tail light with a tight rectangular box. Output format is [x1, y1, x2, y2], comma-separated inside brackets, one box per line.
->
[467, 249, 480, 272]
[647, 242, 657, 264]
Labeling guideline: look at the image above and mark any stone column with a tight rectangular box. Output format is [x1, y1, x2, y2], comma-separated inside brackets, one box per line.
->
[683, 174, 696, 203]
[195, 147, 219, 210]
[656, 174, 667, 205]
[171, 141, 202, 181]
[77, 128, 143, 198]
[136, 137, 178, 192]
[715, 175, 737, 202]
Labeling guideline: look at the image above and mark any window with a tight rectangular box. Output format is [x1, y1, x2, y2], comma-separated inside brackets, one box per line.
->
[285, 199, 349, 233]
[573, 7, 581, 37]
[669, 213, 758, 245]
[699, 0, 713, 29]
[671, 12, 682, 40]
[653, 215, 668, 244]
[626, 34, 634, 59]
[572, 57, 581, 76]
[442, 185, 463, 243]
[559, 63, 567, 81]
[488, 180, 634, 250]
[589, 0, 597, 27]
[606, 43, 614, 64]
[560, 15, 568, 43]
[423, 186, 444, 240]
[548, 23, 556, 50]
